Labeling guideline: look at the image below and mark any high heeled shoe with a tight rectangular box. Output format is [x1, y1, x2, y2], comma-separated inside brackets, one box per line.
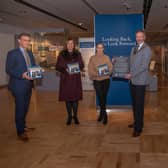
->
[66, 117, 72, 125]
[74, 117, 80, 125]
[97, 111, 103, 122]
[103, 113, 108, 125]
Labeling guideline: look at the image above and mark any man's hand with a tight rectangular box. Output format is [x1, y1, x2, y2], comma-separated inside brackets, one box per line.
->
[112, 58, 116, 64]
[125, 73, 132, 79]
[22, 72, 32, 80]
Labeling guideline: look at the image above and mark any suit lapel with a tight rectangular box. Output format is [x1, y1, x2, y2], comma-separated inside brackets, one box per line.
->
[131, 43, 146, 63]
[131, 43, 147, 64]
[17, 48, 33, 67]
[27, 50, 33, 66]
[133, 46, 138, 55]
[16, 48, 28, 69]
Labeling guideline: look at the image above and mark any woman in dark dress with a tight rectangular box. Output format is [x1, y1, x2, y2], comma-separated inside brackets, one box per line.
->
[56, 39, 84, 125]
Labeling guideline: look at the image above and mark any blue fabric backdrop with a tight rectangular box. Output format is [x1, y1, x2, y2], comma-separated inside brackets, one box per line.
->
[95, 14, 144, 106]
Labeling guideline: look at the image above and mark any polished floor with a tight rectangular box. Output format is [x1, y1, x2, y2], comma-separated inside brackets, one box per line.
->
[0, 76, 168, 168]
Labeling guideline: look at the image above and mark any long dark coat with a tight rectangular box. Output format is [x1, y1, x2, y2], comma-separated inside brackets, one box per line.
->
[56, 50, 84, 101]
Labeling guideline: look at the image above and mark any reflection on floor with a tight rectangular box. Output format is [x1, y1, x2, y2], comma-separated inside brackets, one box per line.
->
[0, 76, 168, 168]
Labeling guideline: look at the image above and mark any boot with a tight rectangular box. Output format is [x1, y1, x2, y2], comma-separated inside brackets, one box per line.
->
[72, 101, 80, 125]
[103, 111, 108, 125]
[97, 110, 103, 122]
[66, 116, 72, 125]
[65, 102, 72, 125]
[74, 117, 80, 125]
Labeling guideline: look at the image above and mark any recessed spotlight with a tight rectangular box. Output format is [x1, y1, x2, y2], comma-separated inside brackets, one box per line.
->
[78, 22, 84, 26]
[40, 32, 46, 36]
[121, 0, 131, 10]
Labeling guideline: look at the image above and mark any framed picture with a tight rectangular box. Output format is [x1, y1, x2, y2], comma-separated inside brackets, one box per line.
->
[28, 66, 43, 79]
[67, 62, 80, 74]
[97, 64, 109, 76]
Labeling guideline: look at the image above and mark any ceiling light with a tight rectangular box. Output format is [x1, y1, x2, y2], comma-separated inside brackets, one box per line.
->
[121, 0, 131, 10]
[78, 22, 84, 26]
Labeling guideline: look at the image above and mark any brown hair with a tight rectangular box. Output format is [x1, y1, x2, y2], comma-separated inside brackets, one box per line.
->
[96, 42, 104, 48]
[64, 38, 76, 51]
[18, 33, 31, 39]
[136, 29, 146, 35]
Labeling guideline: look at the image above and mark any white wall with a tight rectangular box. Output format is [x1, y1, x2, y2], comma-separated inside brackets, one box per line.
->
[0, 33, 14, 86]
[79, 37, 95, 90]
[0, 23, 31, 86]
[0, 23, 31, 34]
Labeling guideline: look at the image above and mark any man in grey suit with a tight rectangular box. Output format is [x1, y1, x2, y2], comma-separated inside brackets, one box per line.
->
[125, 30, 151, 137]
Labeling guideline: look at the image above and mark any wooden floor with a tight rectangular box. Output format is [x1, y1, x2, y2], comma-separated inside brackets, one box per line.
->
[0, 76, 168, 168]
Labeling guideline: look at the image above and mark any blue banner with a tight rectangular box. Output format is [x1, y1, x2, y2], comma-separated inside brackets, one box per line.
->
[79, 42, 94, 48]
[95, 14, 144, 106]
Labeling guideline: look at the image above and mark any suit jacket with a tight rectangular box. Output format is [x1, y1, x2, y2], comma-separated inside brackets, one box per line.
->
[6, 48, 36, 92]
[130, 43, 151, 85]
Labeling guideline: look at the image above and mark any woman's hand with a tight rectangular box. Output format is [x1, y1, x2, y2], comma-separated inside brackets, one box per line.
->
[112, 58, 116, 64]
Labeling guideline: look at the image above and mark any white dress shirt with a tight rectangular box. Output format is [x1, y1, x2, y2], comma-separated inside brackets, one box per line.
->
[138, 42, 144, 51]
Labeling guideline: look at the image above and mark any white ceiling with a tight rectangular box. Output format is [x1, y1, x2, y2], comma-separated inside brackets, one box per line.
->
[88, 0, 143, 14]
[146, 0, 168, 32]
[0, 0, 94, 32]
[0, 0, 168, 33]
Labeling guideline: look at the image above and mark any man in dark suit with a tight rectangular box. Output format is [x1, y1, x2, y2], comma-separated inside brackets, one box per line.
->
[125, 30, 151, 137]
[6, 33, 36, 142]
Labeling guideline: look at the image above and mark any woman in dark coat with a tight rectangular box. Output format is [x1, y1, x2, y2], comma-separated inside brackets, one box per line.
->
[56, 39, 84, 125]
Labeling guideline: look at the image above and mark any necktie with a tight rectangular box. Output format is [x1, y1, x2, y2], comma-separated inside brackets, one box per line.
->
[133, 45, 139, 54]
[23, 49, 31, 67]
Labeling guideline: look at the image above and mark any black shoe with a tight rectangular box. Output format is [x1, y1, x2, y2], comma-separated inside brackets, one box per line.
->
[97, 115, 103, 122]
[103, 114, 108, 125]
[74, 117, 80, 125]
[128, 123, 134, 128]
[132, 131, 141, 137]
[66, 117, 72, 125]
[17, 133, 29, 142]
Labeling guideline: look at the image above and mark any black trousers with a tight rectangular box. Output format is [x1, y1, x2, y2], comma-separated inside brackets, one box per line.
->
[93, 79, 110, 114]
[65, 101, 78, 118]
[130, 83, 146, 133]
[12, 88, 32, 135]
